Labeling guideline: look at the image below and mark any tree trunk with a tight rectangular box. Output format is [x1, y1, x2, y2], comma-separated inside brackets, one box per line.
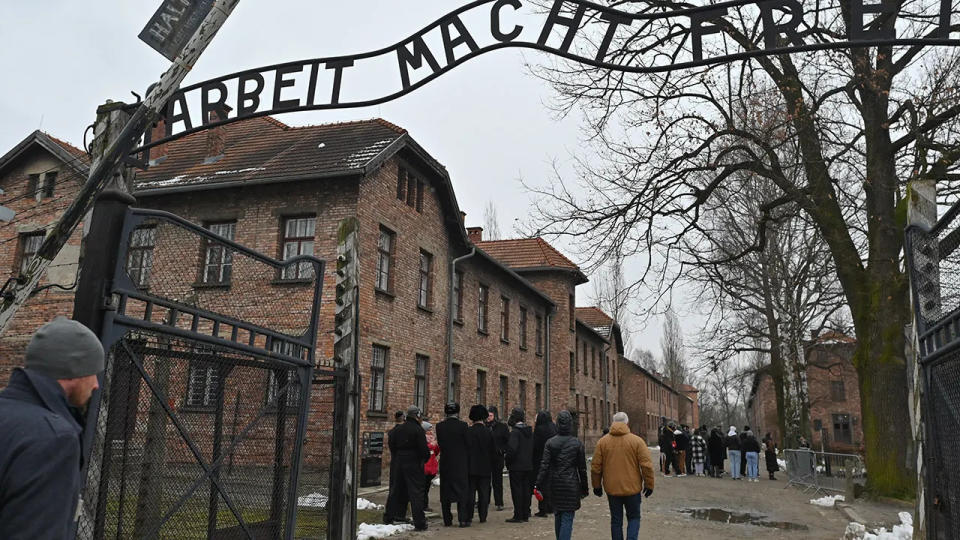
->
[852, 271, 916, 498]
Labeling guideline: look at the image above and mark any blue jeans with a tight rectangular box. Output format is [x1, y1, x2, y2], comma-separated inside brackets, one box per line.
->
[554, 510, 575, 540]
[607, 492, 642, 540]
[746, 451, 759, 479]
[729, 450, 742, 478]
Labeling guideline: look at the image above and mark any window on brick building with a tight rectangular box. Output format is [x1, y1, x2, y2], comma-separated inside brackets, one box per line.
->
[583, 342, 588, 375]
[831, 380, 846, 402]
[280, 216, 316, 280]
[396, 166, 425, 212]
[186, 359, 219, 409]
[569, 353, 575, 389]
[202, 221, 236, 284]
[535, 313, 543, 355]
[593, 398, 598, 430]
[569, 294, 575, 331]
[519, 306, 528, 349]
[125, 226, 155, 287]
[450, 363, 461, 403]
[478, 284, 489, 333]
[832, 413, 852, 444]
[519, 380, 527, 411]
[414, 355, 429, 412]
[453, 270, 464, 321]
[500, 296, 510, 342]
[376, 226, 395, 292]
[476, 369, 486, 405]
[397, 167, 407, 201]
[370, 345, 388, 412]
[591, 346, 597, 379]
[418, 250, 433, 308]
[17, 231, 44, 275]
[266, 342, 302, 411]
[41, 171, 57, 198]
[499, 375, 508, 414]
[535, 383, 542, 411]
[27, 174, 40, 199]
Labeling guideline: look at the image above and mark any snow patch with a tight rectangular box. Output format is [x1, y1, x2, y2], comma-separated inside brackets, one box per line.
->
[777, 458, 787, 470]
[810, 494, 845, 507]
[432, 476, 440, 486]
[356, 498, 384, 511]
[357, 522, 414, 540]
[297, 492, 328, 508]
[845, 512, 913, 540]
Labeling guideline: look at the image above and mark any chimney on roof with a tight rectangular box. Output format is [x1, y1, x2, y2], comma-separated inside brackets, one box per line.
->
[460, 211, 467, 223]
[146, 119, 170, 165]
[203, 107, 230, 164]
[467, 226, 483, 243]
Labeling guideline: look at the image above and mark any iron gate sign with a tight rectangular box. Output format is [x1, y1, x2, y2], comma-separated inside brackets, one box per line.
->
[139, 0, 217, 61]
[135, 0, 960, 152]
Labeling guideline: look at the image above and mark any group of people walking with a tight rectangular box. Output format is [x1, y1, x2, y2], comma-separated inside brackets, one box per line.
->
[383, 403, 656, 540]
[657, 423, 780, 481]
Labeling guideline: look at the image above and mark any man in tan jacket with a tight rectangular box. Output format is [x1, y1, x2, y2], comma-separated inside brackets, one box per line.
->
[591, 412, 655, 540]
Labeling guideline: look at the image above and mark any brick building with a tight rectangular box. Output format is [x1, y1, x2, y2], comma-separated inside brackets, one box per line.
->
[746, 332, 863, 452]
[0, 115, 654, 472]
[616, 357, 683, 443]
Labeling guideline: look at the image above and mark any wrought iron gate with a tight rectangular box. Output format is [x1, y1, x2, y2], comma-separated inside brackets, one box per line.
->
[906, 204, 960, 540]
[74, 206, 339, 540]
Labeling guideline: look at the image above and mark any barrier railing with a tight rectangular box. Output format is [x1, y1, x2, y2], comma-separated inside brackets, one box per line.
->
[783, 449, 866, 496]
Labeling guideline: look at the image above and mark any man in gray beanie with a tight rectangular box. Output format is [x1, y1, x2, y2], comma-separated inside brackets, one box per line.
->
[0, 316, 105, 540]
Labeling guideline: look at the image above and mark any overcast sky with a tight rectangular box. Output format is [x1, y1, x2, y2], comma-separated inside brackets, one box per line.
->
[0, 0, 688, 354]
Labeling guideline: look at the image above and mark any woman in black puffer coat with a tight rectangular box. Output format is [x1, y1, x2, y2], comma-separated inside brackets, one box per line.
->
[534, 411, 587, 540]
[532, 411, 558, 517]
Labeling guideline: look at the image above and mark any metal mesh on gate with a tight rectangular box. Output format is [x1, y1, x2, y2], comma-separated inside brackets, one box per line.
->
[927, 352, 960, 540]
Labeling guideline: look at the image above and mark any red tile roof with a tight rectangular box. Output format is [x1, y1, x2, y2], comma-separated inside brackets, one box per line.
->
[44, 134, 89, 164]
[475, 238, 585, 281]
[576, 306, 613, 328]
[135, 117, 406, 191]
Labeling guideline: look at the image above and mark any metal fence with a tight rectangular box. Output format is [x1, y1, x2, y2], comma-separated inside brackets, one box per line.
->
[74, 207, 336, 540]
[907, 203, 960, 540]
[783, 449, 866, 496]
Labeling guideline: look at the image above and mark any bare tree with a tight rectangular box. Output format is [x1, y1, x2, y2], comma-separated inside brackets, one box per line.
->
[632, 348, 658, 373]
[592, 253, 634, 348]
[660, 309, 687, 389]
[526, 0, 960, 497]
[483, 200, 503, 241]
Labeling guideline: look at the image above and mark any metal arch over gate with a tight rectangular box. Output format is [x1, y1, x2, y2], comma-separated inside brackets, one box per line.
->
[76, 202, 336, 540]
[136, 0, 960, 153]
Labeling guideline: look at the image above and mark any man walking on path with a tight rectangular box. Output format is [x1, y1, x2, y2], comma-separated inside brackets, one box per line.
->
[591, 412, 655, 540]
[505, 407, 534, 523]
[0, 317, 104, 540]
[384, 410, 409, 524]
[487, 406, 509, 511]
[437, 402, 471, 527]
[534, 410, 587, 540]
[390, 406, 430, 531]
[465, 405, 495, 524]
[532, 411, 558, 517]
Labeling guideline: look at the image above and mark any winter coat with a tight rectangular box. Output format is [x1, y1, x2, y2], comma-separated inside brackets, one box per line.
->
[675, 431, 690, 452]
[532, 412, 558, 481]
[466, 422, 496, 477]
[535, 411, 587, 512]
[764, 443, 780, 473]
[708, 430, 726, 464]
[743, 432, 762, 453]
[487, 419, 510, 454]
[658, 427, 675, 453]
[725, 433, 742, 451]
[424, 433, 439, 476]
[436, 417, 470, 500]
[591, 422, 656, 496]
[506, 423, 535, 472]
[392, 418, 430, 465]
[690, 434, 707, 464]
[0, 368, 84, 540]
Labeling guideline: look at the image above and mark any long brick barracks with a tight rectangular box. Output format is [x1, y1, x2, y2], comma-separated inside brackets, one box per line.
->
[0, 117, 697, 470]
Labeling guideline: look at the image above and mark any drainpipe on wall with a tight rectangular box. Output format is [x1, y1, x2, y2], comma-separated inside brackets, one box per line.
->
[602, 343, 610, 431]
[544, 313, 552, 410]
[447, 248, 476, 402]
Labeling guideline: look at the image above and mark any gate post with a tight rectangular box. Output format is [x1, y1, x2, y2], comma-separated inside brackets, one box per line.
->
[73, 187, 136, 540]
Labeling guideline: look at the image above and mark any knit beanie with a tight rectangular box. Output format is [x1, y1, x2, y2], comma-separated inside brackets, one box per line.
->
[25, 317, 104, 379]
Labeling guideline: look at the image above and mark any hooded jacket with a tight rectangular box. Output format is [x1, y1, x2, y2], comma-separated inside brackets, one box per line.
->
[591, 422, 655, 496]
[535, 411, 587, 512]
[0, 369, 84, 540]
[505, 408, 534, 471]
[486, 406, 510, 459]
[532, 411, 558, 480]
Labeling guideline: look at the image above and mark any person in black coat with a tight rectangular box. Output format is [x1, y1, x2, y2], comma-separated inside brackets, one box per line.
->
[675, 426, 690, 476]
[534, 411, 587, 540]
[486, 405, 510, 510]
[0, 317, 105, 540]
[658, 425, 678, 476]
[388, 406, 431, 530]
[505, 407, 534, 523]
[763, 433, 780, 480]
[436, 402, 471, 527]
[740, 425, 750, 478]
[466, 405, 496, 524]
[707, 427, 726, 478]
[383, 410, 409, 524]
[532, 411, 558, 517]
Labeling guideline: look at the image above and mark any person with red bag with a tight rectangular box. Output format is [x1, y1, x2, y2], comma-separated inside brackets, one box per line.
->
[422, 421, 439, 513]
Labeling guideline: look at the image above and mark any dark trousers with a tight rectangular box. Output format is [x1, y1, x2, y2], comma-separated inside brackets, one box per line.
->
[491, 456, 505, 506]
[608, 492, 643, 540]
[467, 475, 491, 523]
[395, 461, 426, 528]
[662, 450, 679, 474]
[424, 475, 435, 510]
[383, 459, 407, 522]
[441, 478, 469, 526]
[509, 470, 531, 520]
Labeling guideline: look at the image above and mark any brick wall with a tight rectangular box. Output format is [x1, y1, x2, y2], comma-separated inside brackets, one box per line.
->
[748, 373, 781, 443]
[617, 357, 681, 444]
[807, 341, 863, 453]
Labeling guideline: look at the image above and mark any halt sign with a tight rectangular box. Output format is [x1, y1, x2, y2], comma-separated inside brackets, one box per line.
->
[138, 0, 216, 61]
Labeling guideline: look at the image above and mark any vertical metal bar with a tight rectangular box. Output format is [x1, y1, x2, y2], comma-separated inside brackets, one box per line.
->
[270, 370, 289, 539]
[207, 364, 228, 538]
[284, 365, 314, 539]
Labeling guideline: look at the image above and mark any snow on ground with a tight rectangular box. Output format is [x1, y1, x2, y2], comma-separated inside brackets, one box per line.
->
[778, 458, 787, 470]
[297, 492, 328, 508]
[810, 494, 845, 507]
[650, 446, 660, 452]
[357, 498, 384, 511]
[357, 522, 414, 540]
[432, 476, 440, 486]
[844, 512, 912, 540]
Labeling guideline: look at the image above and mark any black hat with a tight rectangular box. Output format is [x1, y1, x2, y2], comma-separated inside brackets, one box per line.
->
[406, 406, 422, 420]
[444, 402, 460, 416]
[394, 410, 405, 421]
[469, 404, 489, 422]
